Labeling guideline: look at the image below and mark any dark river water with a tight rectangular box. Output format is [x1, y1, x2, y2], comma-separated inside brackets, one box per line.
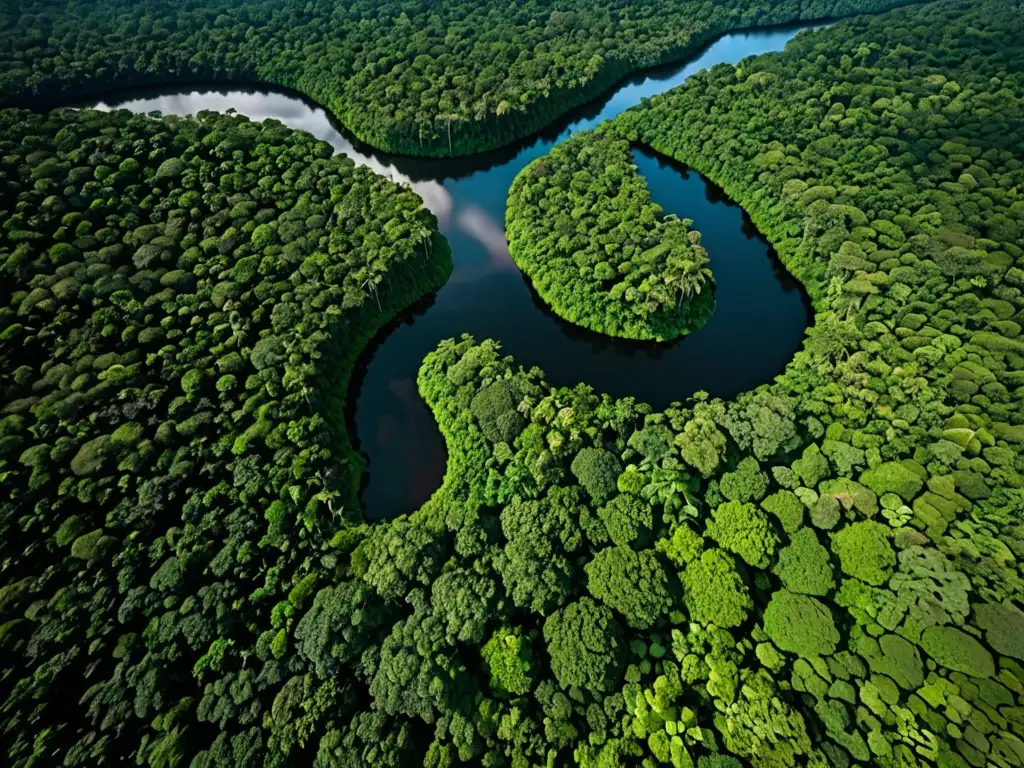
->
[87, 24, 819, 519]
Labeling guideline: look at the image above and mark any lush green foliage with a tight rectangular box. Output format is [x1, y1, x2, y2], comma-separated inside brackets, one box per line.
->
[773, 527, 835, 595]
[481, 626, 535, 698]
[831, 519, 897, 585]
[681, 548, 754, 628]
[585, 545, 674, 629]
[544, 596, 627, 695]
[507, 129, 714, 340]
[0, 106, 450, 764]
[762, 590, 840, 658]
[0, 0, 919, 156]
[3, 0, 1024, 766]
[705, 499, 779, 568]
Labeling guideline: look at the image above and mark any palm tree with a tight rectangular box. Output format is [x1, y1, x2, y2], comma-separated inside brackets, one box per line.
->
[641, 461, 700, 519]
[357, 267, 382, 312]
[517, 395, 535, 418]
[405, 213, 432, 259]
[308, 469, 346, 535]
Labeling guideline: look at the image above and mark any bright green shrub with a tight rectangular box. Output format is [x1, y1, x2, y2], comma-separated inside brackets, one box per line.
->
[681, 549, 751, 628]
[973, 602, 1024, 660]
[773, 528, 834, 596]
[599, 494, 654, 548]
[572, 447, 623, 503]
[761, 490, 804, 533]
[470, 380, 525, 444]
[481, 627, 534, 698]
[544, 597, 626, 694]
[831, 521, 896, 586]
[705, 500, 778, 569]
[719, 456, 769, 503]
[920, 625, 995, 678]
[859, 461, 925, 501]
[657, 523, 703, 567]
[585, 546, 672, 629]
[763, 591, 839, 658]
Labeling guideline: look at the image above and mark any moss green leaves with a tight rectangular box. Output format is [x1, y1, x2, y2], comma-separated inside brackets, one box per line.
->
[705, 500, 778, 569]
[543, 597, 626, 695]
[831, 521, 896, 586]
[657, 523, 704, 567]
[572, 447, 623, 504]
[599, 493, 655, 548]
[973, 602, 1024, 661]
[471, 380, 526, 444]
[69, 435, 111, 476]
[859, 461, 925, 501]
[854, 633, 924, 690]
[760, 490, 804, 534]
[718, 457, 769, 503]
[499, 497, 581, 615]
[762, 591, 839, 658]
[154, 157, 185, 179]
[681, 549, 751, 628]
[919, 626, 995, 679]
[481, 627, 535, 698]
[585, 546, 673, 629]
[773, 528, 834, 596]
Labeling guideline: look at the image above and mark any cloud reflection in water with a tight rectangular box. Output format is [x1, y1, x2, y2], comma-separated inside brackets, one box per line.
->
[91, 88, 455, 227]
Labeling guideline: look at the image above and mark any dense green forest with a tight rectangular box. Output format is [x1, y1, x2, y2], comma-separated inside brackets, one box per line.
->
[0, 107, 450, 764]
[0, 0, 918, 156]
[2, 0, 1024, 767]
[507, 129, 714, 340]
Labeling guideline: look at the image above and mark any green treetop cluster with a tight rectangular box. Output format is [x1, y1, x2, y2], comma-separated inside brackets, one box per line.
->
[0, 0, 918, 157]
[507, 129, 714, 341]
[2, 0, 1024, 766]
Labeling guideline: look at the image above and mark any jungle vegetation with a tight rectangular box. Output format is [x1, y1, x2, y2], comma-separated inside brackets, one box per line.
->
[507, 129, 714, 341]
[1, 0, 1024, 767]
[0, 106, 451, 765]
[0, 0, 919, 157]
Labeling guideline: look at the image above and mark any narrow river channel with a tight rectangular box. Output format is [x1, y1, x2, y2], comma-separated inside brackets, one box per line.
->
[87, 22, 822, 518]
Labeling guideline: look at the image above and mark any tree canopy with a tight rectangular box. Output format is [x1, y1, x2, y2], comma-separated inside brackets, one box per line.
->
[2, 0, 1024, 766]
[0, 0, 918, 157]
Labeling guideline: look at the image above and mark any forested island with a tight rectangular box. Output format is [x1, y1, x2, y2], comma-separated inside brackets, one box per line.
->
[508, 130, 714, 340]
[2, 0, 1024, 767]
[1, 0, 918, 156]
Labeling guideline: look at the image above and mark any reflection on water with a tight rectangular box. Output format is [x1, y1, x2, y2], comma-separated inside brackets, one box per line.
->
[87, 23, 823, 518]
[90, 89, 457, 228]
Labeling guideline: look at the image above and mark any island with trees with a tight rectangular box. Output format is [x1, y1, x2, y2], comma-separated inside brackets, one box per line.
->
[2, 0, 1023, 767]
[507, 129, 714, 340]
[1, 0, 919, 156]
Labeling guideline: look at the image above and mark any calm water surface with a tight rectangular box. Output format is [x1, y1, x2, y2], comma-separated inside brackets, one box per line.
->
[88, 24, 821, 518]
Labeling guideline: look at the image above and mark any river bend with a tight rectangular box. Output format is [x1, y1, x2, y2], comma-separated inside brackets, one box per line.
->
[86, 23, 821, 518]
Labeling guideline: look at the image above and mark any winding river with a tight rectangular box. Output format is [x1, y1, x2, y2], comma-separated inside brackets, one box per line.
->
[86, 23, 822, 519]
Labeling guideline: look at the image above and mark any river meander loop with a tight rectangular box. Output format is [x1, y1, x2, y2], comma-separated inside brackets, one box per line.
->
[85, 23, 823, 518]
